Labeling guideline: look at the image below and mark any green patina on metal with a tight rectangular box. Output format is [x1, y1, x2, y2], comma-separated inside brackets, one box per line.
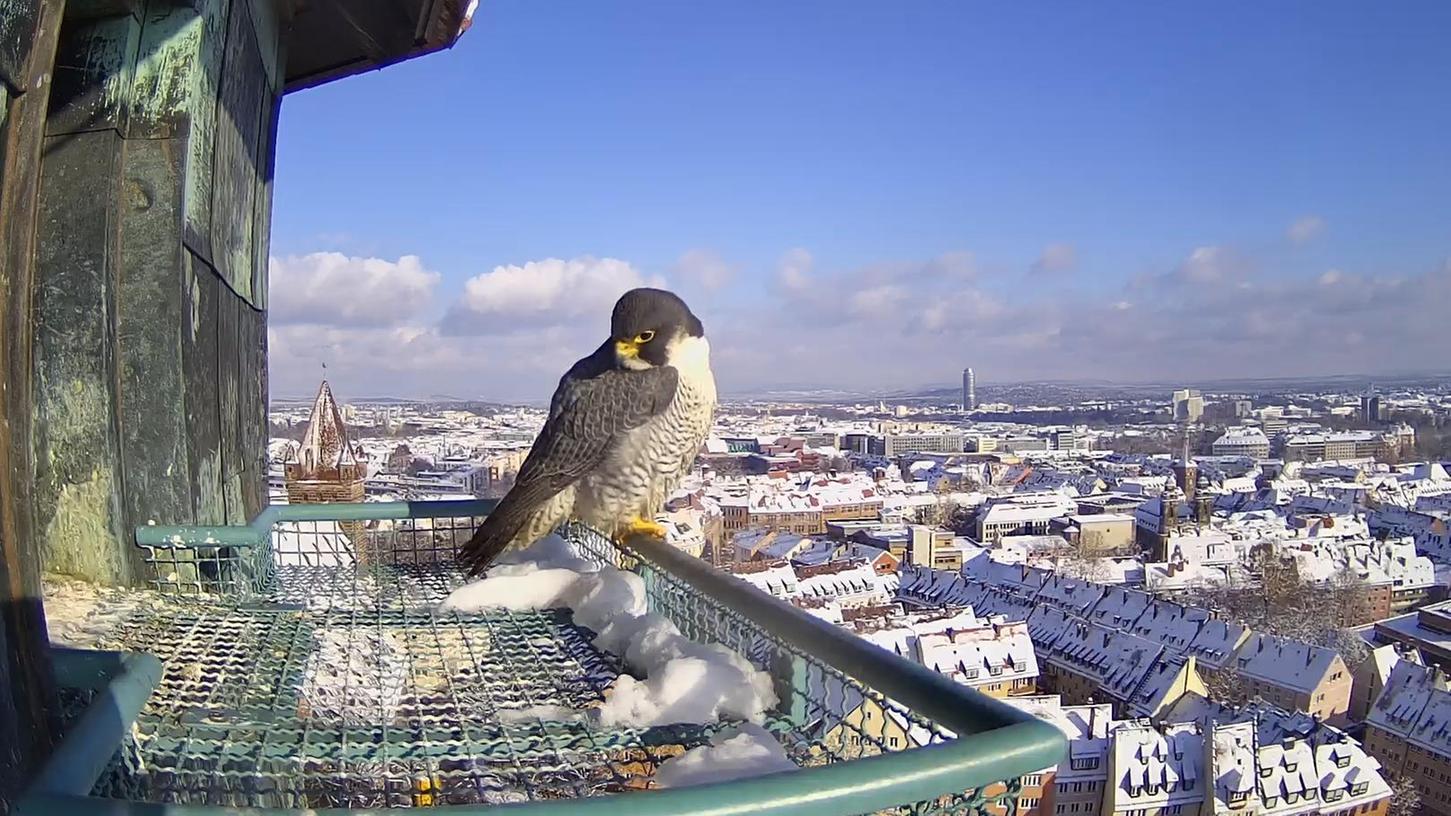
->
[193, 449, 224, 524]
[184, 243, 203, 340]
[126, 0, 228, 254]
[42, 461, 122, 580]
[74, 14, 140, 128]
[222, 472, 244, 524]
[127, 4, 204, 130]
[242, 0, 282, 100]
[183, 0, 228, 257]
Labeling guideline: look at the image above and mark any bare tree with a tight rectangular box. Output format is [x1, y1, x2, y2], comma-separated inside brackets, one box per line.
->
[1201, 666, 1255, 708]
[944, 502, 977, 537]
[1056, 542, 1111, 584]
[1385, 771, 1421, 816]
[1177, 550, 1374, 668]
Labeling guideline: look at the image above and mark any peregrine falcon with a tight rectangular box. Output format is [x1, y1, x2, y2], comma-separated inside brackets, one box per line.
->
[458, 288, 717, 576]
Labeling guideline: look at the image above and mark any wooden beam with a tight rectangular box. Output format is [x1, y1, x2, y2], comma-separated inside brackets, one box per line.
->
[0, 0, 65, 805]
[0, 0, 42, 92]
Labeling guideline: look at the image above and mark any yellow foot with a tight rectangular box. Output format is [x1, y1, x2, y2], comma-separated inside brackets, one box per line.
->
[617, 516, 669, 540]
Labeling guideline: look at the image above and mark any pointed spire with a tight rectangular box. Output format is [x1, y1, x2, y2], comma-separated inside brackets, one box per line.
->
[297, 379, 357, 477]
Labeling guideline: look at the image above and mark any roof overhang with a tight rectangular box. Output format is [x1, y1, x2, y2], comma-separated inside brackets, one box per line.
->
[282, 0, 476, 93]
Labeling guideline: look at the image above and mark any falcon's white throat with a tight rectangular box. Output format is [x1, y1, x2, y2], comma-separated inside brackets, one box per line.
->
[664, 334, 712, 384]
[619, 354, 652, 371]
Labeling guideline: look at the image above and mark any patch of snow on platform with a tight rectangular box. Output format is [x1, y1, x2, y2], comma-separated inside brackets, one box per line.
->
[440, 534, 778, 728]
[653, 724, 796, 788]
[301, 627, 409, 725]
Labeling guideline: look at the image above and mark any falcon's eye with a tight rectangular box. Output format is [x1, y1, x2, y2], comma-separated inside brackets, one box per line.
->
[635, 331, 656, 343]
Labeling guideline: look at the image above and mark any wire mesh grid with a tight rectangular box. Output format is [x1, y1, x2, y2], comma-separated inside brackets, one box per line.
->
[137, 536, 273, 598]
[118, 510, 1022, 814]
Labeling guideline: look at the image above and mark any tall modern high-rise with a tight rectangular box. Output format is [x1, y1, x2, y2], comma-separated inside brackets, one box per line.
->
[1171, 388, 1204, 423]
[961, 368, 977, 411]
[1361, 391, 1384, 425]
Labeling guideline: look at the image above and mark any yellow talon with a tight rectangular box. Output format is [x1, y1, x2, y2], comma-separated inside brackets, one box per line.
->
[618, 516, 668, 540]
[412, 772, 439, 807]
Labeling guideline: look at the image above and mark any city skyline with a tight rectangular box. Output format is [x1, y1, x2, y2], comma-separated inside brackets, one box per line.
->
[267, 1, 1451, 402]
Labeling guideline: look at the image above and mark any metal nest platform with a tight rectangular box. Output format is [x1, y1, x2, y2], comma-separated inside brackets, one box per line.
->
[25, 500, 1065, 816]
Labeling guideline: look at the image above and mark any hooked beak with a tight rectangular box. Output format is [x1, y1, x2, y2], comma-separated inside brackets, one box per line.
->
[614, 339, 639, 360]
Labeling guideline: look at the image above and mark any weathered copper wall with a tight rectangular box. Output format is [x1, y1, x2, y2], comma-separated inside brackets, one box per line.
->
[32, 0, 282, 585]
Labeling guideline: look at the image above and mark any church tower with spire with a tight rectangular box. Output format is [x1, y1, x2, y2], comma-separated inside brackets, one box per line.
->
[285, 380, 365, 540]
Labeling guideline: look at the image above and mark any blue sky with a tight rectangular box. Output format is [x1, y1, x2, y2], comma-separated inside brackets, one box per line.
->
[267, 1, 1451, 401]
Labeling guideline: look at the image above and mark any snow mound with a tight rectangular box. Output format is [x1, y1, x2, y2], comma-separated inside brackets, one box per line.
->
[301, 628, 408, 725]
[495, 704, 584, 724]
[654, 724, 797, 788]
[439, 566, 584, 612]
[440, 533, 777, 728]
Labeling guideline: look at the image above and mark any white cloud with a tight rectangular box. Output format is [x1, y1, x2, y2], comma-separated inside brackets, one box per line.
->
[267, 242, 1451, 400]
[442, 256, 661, 335]
[848, 285, 908, 317]
[1287, 215, 1326, 244]
[777, 248, 814, 292]
[925, 251, 978, 280]
[268, 321, 596, 402]
[269, 253, 440, 326]
[1174, 245, 1239, 284]
[1031, 242, 1077, 274]
[672, 249, 735, 291]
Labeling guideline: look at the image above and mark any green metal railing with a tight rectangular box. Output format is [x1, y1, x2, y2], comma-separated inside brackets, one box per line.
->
[23, 500, 1065, 815]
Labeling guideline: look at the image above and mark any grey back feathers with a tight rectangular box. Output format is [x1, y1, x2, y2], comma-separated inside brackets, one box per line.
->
[457, 332, 682, 575]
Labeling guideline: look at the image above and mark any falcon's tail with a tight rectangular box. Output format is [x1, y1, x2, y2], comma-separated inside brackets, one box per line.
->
[457, 482, 562, 577]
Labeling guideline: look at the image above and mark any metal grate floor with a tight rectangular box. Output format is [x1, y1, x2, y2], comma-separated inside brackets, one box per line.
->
[80, 563, 722, 808]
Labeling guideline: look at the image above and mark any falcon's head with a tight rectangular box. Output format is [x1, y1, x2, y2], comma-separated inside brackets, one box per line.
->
[610, 288, 705, 370]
